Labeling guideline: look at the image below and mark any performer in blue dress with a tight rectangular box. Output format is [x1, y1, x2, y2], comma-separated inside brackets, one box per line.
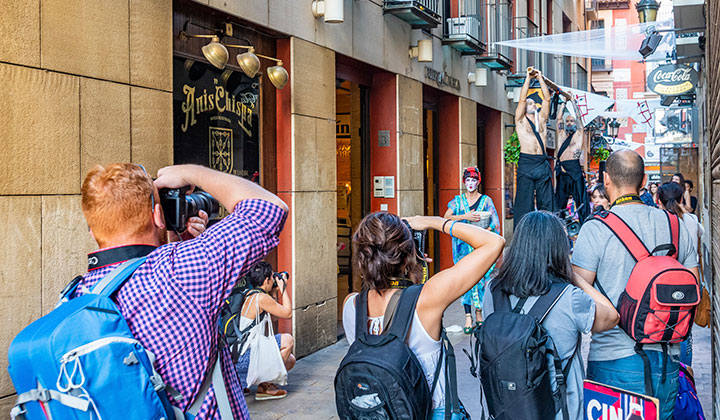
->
[443, 167, 500, 334]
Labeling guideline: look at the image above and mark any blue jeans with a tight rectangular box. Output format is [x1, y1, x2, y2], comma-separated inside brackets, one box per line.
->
[680, 333, 693, 365]
[431, 408, 466, 420]
[587, 351, 679, 420]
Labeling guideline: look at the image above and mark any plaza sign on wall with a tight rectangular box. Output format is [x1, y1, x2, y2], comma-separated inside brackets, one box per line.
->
[647, 64, 698, 96]
[173, 57, 260, 181]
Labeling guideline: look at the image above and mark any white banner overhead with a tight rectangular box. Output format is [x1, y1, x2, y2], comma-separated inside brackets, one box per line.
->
[616, 99, 662, 132]
[558, 86, 616, 127]
[494, 20, 675, 60]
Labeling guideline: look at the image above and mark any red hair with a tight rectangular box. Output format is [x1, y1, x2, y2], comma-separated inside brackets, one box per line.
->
[81, 164, 156, 245]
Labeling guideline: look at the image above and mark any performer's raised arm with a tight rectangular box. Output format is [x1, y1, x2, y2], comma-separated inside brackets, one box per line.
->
[515, 68, 533, 122]
[537, 71, 552, 124]
[557, 99, 567, 133]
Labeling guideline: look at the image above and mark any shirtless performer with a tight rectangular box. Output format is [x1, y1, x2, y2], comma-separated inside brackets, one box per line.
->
[555, 95, 590, 222]
[513, 68, 553, 226]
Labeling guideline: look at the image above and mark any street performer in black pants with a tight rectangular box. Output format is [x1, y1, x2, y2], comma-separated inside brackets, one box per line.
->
[555, 95, 590, 222]
[513, 68, 554, 226]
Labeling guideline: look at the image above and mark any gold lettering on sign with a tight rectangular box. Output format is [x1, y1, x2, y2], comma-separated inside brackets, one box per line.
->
[180, 79, 257, 135]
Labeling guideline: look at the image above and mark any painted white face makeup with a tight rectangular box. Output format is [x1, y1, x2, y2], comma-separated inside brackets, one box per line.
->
[465, 177, 478, 192]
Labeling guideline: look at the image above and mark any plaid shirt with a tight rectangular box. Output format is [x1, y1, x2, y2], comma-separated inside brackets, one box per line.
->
[74, 199, 286, 419]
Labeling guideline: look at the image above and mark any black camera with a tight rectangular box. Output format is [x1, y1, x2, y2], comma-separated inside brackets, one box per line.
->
[271, 272, 288, 289]
[402, 220, 429, 283]
[159, 186, 220, 233]
[558, 209, 581, 238]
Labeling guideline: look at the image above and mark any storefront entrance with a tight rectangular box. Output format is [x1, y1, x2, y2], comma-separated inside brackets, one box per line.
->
[336, 79, 370, 335]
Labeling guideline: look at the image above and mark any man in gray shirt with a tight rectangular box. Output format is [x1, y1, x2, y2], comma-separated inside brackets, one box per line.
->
[573, 150, 699, 420]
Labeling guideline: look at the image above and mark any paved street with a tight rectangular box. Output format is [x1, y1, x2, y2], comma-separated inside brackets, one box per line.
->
[247, 299, 713, 419]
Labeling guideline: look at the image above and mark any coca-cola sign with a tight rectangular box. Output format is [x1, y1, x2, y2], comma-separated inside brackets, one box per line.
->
[647, 64, 698, 96]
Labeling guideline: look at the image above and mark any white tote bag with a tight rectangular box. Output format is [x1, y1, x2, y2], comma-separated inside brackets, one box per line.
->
[245, 295, 288, 386]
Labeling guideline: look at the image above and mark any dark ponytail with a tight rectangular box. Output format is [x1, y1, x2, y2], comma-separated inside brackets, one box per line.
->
[658, 182, 685, 215]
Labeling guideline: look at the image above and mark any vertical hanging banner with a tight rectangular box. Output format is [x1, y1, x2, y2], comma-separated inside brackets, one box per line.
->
[560, 86, 616, 127]
[173, 57, 260, 181]
[584, 380, 658, 420]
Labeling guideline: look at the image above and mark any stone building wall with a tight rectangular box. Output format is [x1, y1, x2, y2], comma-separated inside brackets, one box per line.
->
[0, 0, 173, 414]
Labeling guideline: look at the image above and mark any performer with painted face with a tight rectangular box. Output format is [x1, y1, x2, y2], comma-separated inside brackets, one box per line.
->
[555, 95, 590, 222]
[443, 167, 500, 333]
[514, 68, 553, 226]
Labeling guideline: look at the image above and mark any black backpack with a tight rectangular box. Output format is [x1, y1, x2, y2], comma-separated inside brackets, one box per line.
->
[467, 282, 577, 420]
[219, 284, 262, 362]
[335, 285, 467, 420]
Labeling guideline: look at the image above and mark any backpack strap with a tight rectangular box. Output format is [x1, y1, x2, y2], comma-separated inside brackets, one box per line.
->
[664, 211, 680, 260]
[527, 283, 572, 323]
[381, 289, 403, 331]
[355, 290, 370, 341]
[186, 351, 233, 419]
[491, 282, 512, 313]
[90, 257, 147, 297]
[592, 212, 650, 262]
[386, 285, 423, 340]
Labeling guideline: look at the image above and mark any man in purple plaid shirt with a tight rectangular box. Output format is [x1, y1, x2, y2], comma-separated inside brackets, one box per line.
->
[75, 163, 288, 419]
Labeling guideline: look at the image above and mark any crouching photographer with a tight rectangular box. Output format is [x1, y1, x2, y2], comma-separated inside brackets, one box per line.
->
[10, 163, 289, 420]
[233, 261, 295, 400]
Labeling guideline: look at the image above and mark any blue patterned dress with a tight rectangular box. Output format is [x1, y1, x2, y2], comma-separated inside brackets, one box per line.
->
[447, 194, 500, 310]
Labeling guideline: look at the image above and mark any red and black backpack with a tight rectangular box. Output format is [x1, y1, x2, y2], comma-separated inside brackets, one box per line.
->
[592, 210, 700, 396]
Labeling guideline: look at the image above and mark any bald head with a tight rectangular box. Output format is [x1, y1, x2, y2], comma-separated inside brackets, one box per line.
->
[606, 149, 645, 191]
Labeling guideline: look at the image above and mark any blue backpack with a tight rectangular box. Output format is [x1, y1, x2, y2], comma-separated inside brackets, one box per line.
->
[8, 258, 233, 420]
[674, 363, 706, 420]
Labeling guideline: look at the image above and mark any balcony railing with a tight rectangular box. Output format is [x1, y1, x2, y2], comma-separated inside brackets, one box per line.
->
[514, 16, 539, 72]
[477, 0, 513, 70]
[384, 0, 442, 28]
[442, 0, 485, 55]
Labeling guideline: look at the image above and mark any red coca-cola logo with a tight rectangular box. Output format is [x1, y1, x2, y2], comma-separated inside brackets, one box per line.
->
[647, 64, 698, 96]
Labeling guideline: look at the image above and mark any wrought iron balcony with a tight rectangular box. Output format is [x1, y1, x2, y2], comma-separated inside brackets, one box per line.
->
[384, 0, 441, 29]
[476, 0, 513, 70]
[441, 0, 485, 55]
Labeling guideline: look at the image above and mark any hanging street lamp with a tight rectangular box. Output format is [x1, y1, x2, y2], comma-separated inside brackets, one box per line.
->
[636, 0, 660, 24]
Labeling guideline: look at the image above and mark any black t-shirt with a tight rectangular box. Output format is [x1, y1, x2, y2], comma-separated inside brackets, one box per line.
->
[690, 195, 698, 214]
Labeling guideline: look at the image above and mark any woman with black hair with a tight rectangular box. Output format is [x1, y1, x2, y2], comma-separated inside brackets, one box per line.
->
[234, 261, 295, 400]
[484, 211, 619, 419]
[657, 182, 704, 366]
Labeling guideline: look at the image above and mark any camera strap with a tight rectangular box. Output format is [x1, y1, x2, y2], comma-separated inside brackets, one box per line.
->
[388, 277, 414, 289]
[610, 194, 644, 208]
[87, 244, 157, 271]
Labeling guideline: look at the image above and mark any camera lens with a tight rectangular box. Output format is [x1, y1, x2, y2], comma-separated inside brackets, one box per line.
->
[186, 191, 220, 219]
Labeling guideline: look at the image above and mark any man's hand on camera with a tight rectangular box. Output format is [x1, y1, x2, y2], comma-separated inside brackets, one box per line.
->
[186, 210, 209, 238]
[155, 165, 197, 191]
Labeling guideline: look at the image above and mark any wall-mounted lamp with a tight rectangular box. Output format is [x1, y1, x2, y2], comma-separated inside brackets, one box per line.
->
[311, 0, 344, 23]
[226, 44, 261, 78]
[467, 68, 488, 87]
[180, 25, 289, 89]
[409, 39, 433, 62]
[228, 44, 289, 88]
[179, 31, 229, 70]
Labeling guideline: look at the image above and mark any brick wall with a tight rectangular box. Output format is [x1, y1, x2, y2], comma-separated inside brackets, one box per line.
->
[0, 0, 173, 414]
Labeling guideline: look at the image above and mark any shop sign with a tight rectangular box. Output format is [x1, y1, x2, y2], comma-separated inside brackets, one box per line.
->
[425, 67, 461, 91]
[647, 64, 698, 97]
[173, 57, 260, 180]
[583, 380, 658, 420]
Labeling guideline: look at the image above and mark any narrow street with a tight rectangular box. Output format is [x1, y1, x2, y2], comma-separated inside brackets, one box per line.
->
[248, 300, 713, 419]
